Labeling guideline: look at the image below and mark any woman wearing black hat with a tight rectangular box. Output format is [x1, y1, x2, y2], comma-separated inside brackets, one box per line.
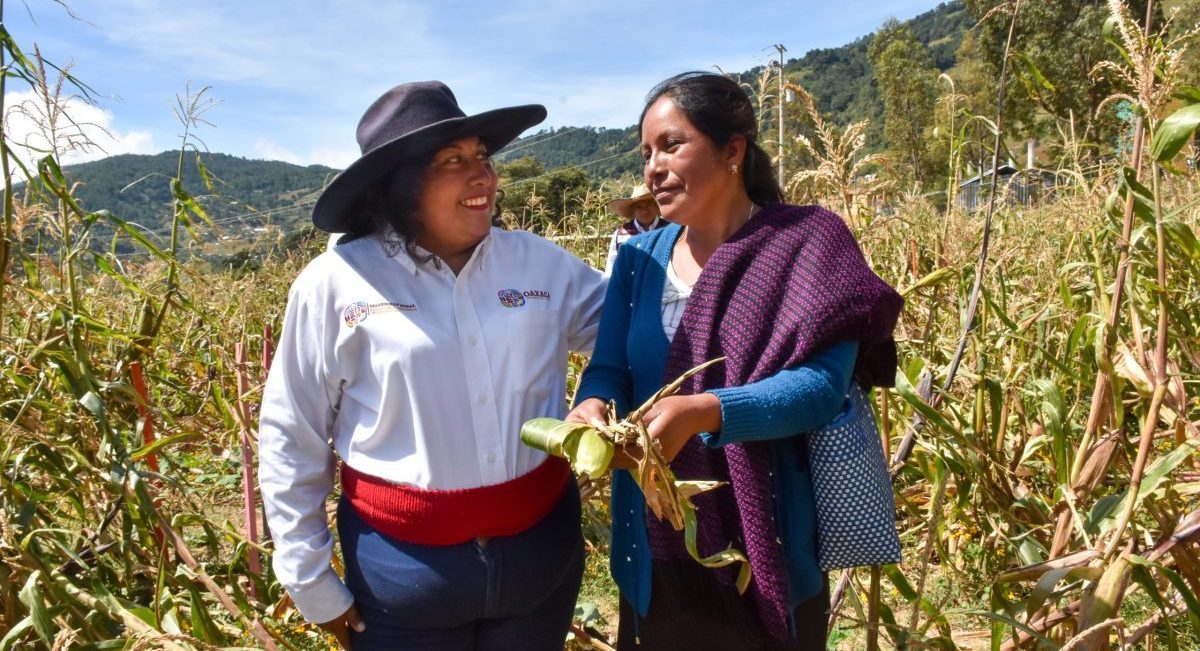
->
[258, 81, 607, 650]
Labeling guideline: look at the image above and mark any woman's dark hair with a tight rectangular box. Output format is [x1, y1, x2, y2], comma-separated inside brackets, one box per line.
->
[342, 147, 504, 264]
[639, 72, 784, 206]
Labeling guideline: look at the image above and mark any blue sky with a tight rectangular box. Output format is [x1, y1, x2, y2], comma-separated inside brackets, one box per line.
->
[5, 0, 943, 169]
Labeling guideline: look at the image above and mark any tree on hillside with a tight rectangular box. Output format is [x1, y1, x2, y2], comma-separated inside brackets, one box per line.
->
[496, 156, 590, 227]
[950, 31, 1003, 123]
[910, 1, 976, 69]
[496, 126, 642, 179]
[962, 0, 1154, 151]
[497, 156, 546, 221]
[940, 31, 1014, 178]
[1168, 1, 1200, 86]
[545, 166, 590, 221]
[868, 18, 940, 188]
[779, 2, 971, 154]
[729, 65, 818, 182]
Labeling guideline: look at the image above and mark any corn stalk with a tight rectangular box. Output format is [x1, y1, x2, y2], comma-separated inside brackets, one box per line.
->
[784, 82, 892, 227]
[828, 2, 1023, 643]
[1049, 2, 1160, 563]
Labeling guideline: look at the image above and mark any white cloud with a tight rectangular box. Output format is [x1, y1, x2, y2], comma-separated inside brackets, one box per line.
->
[79, 1, 440, 90]
[251, 139, 303, 165]
[5, 0, 942, 170]
[308, 146, 359, 170]
[3, 90, 157, 168]
[252, 138, 356, 170]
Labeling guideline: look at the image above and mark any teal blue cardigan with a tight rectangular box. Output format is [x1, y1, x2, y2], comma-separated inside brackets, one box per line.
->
[574, 224, 857, 622]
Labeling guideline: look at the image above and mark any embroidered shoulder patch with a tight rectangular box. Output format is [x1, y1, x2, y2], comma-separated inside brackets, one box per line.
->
[343, 300, 417, 327]
[343, 301, 370, 327]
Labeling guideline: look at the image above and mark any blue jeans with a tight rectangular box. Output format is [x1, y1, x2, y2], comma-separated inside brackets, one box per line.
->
[337, 481, 584, 650]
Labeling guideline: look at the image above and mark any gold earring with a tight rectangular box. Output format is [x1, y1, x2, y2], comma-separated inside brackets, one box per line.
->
[729, 163, 739, 175]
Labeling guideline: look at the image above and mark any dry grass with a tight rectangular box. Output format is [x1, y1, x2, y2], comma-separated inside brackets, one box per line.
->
[3, 2, 1200, 649]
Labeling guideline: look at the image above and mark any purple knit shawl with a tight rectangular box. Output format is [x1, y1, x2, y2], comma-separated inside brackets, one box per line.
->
[651, 203, 902, 638]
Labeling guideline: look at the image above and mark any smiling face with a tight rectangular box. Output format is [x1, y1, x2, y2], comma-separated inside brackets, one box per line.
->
[405, 136, 497, 264]
[640, 96, 743, 227]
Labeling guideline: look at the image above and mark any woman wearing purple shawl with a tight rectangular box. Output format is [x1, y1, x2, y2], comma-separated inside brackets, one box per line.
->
[567, 72, 902, 650]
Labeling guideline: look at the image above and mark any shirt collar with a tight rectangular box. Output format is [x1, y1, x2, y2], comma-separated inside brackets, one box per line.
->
[466, 230, 495, 274]
[390, 228, 496, 277]
[634, 216, 663, 234]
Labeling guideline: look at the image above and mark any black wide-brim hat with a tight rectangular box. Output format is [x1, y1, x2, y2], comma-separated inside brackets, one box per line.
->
[312, 81, 547, 232]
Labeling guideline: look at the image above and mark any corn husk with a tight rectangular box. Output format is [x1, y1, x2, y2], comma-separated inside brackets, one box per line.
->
[520, 418, 614, 479]
[520, 358, 752, 592]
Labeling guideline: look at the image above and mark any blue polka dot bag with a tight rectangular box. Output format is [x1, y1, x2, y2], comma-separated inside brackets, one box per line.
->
[806, 382, 902, 571]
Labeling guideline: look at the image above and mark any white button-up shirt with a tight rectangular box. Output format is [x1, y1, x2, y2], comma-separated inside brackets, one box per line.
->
[603, 216, 664, 276]
[258, 228, 606, 623]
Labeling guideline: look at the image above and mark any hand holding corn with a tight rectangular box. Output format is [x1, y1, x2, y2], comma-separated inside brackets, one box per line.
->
[519, 358, 752, 592]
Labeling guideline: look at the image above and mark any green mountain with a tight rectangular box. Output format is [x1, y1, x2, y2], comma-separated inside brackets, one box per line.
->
[495, 125, 642, 181]
[53, 151, 336, 251]
[787, 1, 970, 124]
[51, 1, 968, 245]
[498, 1, 970, 170]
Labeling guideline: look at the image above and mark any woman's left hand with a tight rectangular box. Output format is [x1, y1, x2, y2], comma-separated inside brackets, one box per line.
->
[641, 393, 722, 463]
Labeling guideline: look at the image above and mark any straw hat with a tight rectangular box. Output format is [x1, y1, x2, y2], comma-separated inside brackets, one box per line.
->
[312, 81, 546, 232]
[605, 184, 659, 219]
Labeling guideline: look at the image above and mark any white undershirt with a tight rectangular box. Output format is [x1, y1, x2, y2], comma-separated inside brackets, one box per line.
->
[660, 205, 758, 337]
[661, 257, 693, 341]
[258, 228, 606, 623]
[604, 216, 665, 276]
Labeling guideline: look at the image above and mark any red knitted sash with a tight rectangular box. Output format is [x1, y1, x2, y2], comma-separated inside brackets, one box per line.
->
[340, 457, 571, 546]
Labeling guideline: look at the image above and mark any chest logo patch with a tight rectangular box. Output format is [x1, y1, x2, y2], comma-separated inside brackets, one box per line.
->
[497, 289, 526, 308]
[497, 289, 552, 307]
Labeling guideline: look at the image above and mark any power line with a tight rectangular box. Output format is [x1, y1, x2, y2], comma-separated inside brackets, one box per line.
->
[103, 91, 651, 241]
[502, 147, 641, 189]
[496, 90, 649, 158]
[94, 132, 643, 259]
[164, 200, 315, 233]
[119, 199, 316, 238]
[495, 126, 586, 157]
[128, 143, 639, 237]
[130, 145, 638, 239]
[101, 146, 640, 254]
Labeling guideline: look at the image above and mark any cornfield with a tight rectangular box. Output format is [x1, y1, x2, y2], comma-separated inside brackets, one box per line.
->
[3, 1, 1200, 649]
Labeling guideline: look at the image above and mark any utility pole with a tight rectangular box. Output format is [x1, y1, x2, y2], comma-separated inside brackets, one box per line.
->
[774, 44, 787, 184]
